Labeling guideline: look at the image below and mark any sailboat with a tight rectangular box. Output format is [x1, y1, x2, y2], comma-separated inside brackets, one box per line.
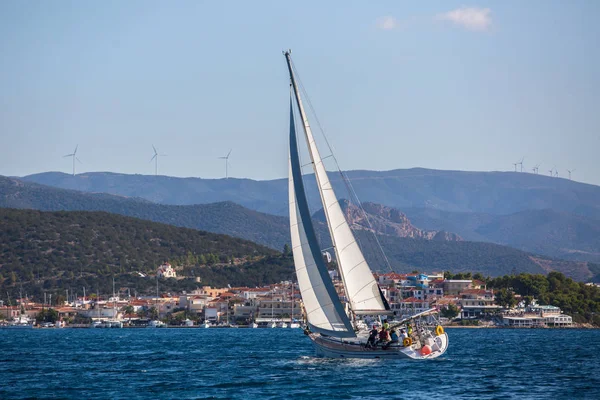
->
[284, 50, 448, 359]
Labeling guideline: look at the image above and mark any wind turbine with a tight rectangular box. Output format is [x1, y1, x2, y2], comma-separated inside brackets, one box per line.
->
[532, 164, 540, 174]
[518, 157, 524, 172]
[567, 169, 576, 180]
[219, 149, 232, 179]
[512, 162, 518, 172]
[548, 167, 554, 177]
[63, 145, 81, 176]
[150, 145, 166, 176]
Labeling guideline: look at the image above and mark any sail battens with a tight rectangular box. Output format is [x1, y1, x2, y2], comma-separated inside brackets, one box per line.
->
[292, 242, 306, 251]
[287, 83, 356, 339]
[285, 53, 388, 316]
[306, 302, 335, 315]
[333, 221, 346, 232]
[346, 260, 366, 275]
[338, 241, 356, 254]
[351, 280, 377, 299]
[326, 200, 338, 210]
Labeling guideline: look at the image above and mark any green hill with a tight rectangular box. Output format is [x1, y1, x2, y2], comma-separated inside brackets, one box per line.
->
[18, 169, 600, 263]
[0, 176, 289, 250]
[1, 176, 596, 282]
[0, 209, 293, 303]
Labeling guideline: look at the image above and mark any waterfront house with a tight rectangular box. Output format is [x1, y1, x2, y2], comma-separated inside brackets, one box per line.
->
[443, 280, 472, 295]
[407, 274, 430, 289]
[459, 289, 500, 319]
[391, 297, 430, 317]
[501, 315, 546, 327]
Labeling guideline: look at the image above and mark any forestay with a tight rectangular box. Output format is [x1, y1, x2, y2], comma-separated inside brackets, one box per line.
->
[285, 53, 388, 315]
[288, 99, 356, 338]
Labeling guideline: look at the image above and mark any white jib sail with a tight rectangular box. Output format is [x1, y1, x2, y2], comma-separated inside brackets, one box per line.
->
[304, 131, 386, 313]
[289, 81, 387, 314]
[289, 159, 355, 337]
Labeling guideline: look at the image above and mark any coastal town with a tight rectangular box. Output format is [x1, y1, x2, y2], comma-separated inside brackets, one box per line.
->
[0, 262, 585, 329]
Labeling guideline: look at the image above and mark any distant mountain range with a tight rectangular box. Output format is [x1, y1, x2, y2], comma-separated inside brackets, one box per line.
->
[2, 175, 598, 281]
[18, 169, 600, 263]
[403, 208, 600, 263]
[21, 169, 600, 219]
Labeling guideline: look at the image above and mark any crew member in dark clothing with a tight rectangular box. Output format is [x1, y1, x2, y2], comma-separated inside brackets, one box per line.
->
[366, 325, 379, 348]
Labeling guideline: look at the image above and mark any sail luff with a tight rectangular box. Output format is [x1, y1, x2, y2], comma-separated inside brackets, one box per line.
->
[288, 93, 356, 338]
[284, 52, 387, 314]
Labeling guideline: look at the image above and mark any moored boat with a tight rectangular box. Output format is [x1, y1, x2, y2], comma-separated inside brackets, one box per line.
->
[0, 314, 34, 329]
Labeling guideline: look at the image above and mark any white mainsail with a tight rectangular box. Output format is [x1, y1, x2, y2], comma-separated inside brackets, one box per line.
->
[288, 99, 355, 338]
[285, 53, 388, 315]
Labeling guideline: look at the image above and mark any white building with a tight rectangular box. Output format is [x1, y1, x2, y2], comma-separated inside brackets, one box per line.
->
[157, 263, 176, 278]
[391, 298, 430, 317]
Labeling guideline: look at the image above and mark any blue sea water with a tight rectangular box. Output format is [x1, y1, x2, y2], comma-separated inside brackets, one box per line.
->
[0, 328, 598, 399]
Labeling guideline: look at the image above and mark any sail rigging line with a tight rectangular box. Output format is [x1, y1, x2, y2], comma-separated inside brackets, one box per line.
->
[290, 58, 394, 274]
[341, 171, 394, 273]
[290, 59, 343, 171]
[293, 90, 353, 315]
[288, 57, 355, 314]
[287, 52, 387, 315]
[287, 82, 356, 337]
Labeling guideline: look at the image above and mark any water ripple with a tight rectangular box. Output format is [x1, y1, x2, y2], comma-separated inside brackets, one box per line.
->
[0, 328, 598, 399]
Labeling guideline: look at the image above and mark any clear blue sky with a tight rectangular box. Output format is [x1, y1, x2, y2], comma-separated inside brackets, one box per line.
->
[1, 1, 598, 185]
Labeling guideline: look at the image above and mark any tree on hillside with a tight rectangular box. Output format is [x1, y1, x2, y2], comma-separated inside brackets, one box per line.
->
[441, 304, 459, 319]
[495, 288, 517, 309]
[36, 308, 58, 323]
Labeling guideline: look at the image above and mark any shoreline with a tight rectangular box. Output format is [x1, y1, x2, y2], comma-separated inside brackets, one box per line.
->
[443, 325, 597, 329]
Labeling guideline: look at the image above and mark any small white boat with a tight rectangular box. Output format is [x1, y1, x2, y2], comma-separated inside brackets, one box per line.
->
[201, 321, 212, 328]
[92, 319, 123, 328]
[109, 320, 123, 328]
[0, 315, 34, 329]
[250, 322, 258, 329]
[279, 322, 288, 328]
[148, 320, 166, 328]
[269, 321, 277, 329]
[289, 322, 301, 329]
[183, 319, 194, 327]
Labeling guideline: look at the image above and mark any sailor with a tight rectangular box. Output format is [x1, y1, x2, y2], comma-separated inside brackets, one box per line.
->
[382, 319, 390, 331]
[366, 325, 378, 348]
[378, 326, 390, 345]
[399, 329, 408, 341]
[383, 329, 399, 350]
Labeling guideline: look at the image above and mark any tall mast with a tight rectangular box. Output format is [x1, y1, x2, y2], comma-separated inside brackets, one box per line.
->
[284, 51, 352, 314]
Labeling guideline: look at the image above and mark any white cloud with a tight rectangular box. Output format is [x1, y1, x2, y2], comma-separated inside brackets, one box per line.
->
[376, 16, 399, 31]
[436, 7, 492, 31]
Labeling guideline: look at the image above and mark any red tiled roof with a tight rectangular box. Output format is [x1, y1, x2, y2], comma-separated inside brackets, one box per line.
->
[460, 289, 489, 295]
[380, 273, 406, 279]
[401, 297, 425, 303]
